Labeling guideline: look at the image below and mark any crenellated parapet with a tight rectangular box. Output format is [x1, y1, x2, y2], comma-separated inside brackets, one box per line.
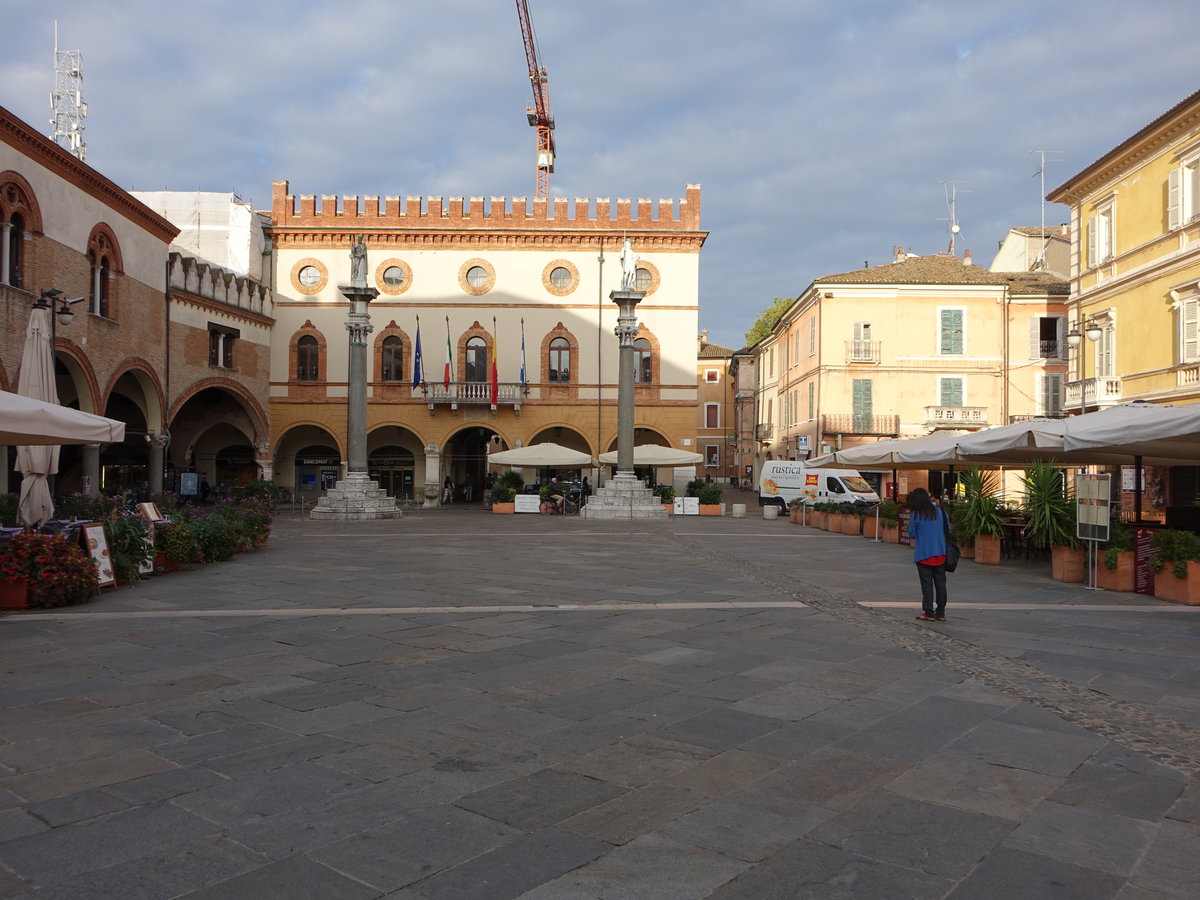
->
[168, 252, 274, 322]
[269, 181, 702, 232]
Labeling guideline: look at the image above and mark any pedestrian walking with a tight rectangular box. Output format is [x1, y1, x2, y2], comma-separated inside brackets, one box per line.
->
[463, 472, 474, 502]
[907, 487, 949, 621]
[442, 475, 454, 504]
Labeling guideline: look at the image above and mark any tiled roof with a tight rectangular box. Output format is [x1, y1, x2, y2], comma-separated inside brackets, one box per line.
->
[1011, 226, 1070, 240]
[817, 254, 1067, 293]
[698, 341, 734, 358]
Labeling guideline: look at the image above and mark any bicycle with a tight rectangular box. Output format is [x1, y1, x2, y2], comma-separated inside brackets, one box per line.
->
[540, 494, 580, 516]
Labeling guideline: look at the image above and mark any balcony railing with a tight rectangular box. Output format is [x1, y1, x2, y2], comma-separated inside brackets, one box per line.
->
[1064, 377, 1122, 409]
[420, 381, 524, 409]
[846, 340, 881, 363]
[924, 406, 988, 428]
[821, 413, 900, 435]
[1037, 340, 1062, 359]
[756, 423, 774, 440]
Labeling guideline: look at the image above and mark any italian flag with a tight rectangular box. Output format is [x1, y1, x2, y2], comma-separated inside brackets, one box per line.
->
[443, 330, 452, 389]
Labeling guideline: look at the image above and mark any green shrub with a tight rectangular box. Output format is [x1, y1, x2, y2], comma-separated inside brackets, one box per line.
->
[958, 466, 1003, 538]
[685, 478, 706, 498]
[489, 483, 515, 503]
[234, 479, 286, 506]
[697, 483, 723, 505]
[1149, 529, 1200, 579]
[879, 499, 900, 525]
[104, 513, 154, 584]
[654, 484, 676, 504]
[0, 494, 18, 527]
[1021, 460, 1076, 549]
[496, 471, 524, 492]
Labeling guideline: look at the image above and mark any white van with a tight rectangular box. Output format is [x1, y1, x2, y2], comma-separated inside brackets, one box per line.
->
[758, 461, 880, 510]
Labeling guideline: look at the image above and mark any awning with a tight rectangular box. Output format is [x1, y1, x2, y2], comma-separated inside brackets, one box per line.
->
[598, 445, 704, 466]
[0, 391, 126, 445]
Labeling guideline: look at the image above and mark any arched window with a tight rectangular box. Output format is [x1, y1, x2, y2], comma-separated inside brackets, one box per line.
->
[465, 337, 488, 383]
[548, 337, 570, 383]
[380, 336, 403, 382]
[633, 338, 653, 383]
[297, 335, 319, 381]
[4, 211, 23, 287]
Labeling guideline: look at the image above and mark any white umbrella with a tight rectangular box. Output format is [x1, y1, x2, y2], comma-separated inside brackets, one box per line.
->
[597, 445, 705, 466]
[0, 392, 125, 445]
[487, 442, 595, 467]
[16, 307, 58, 527]
[1061, 402, 1200, 462]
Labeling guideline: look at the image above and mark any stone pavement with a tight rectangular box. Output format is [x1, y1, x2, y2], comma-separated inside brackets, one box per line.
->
[1, 504, 1198, 898]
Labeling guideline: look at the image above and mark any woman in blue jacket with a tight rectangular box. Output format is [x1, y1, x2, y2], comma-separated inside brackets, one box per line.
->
[907, 487, 949, 621]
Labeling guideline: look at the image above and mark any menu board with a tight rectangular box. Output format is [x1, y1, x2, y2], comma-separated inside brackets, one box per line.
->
[1134, 527, 1156, 595]
[514, 494, 541, 513]
[81, 523, 116, 588]
[1075, 473, 1111, 543]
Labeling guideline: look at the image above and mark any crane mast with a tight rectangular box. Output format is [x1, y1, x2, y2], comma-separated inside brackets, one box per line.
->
[515, 0, 555, 199]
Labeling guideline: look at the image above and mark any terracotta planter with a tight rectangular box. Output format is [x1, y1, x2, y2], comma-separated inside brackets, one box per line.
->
[252, 531, 270, 549]
[492, 502, 515, 514]
[960, 544, 975, 559]
[881, 523, 899, 544]
[844, 516, 863, 536]
[662, 504, 674, 515]
[974, 534, 1001, 566]
[699, 504, 722, 516]
[153, 551, 180, 574]
[789, 509, 802, 524]
[862, 517, 879, 539]
[1051, 544, 1086, 583]
[0, 579, 31, 610]
[1153, 561, 1200, 605]
[812, 512, 827, 530]
[1096, 551, 1134, 593]
[827, 513, 843, 534]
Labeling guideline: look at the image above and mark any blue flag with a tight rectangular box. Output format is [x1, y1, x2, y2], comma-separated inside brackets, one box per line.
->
[519, 329, 527, 387]
[412, 323, 424, 387]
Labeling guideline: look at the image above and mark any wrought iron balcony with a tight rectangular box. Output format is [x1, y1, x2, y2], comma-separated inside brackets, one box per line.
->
[755, 423, 774, 440]
[923, 406, 988, 428]
[821, 413, 900, 435]
[1064, 377, 1122, 409]
[845, 340, 881, 363]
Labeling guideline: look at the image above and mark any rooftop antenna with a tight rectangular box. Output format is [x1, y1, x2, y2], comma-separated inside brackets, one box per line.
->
[49, 21, 87, 160]
[939, 180, 970, 254]
[1030, 149, 1061, 270]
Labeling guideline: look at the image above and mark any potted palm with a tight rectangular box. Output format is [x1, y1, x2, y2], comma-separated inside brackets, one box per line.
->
[1022, 460, 1082, 582]
[1148, 529, 1200, 604]
[959, 467, 1003, 565]
[1096, 523, 1135, 593]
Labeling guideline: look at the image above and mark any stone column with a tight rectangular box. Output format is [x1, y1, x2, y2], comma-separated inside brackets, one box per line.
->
[147, 434, 169, 494]
[341, 285, 378, 476]
[81, 444, 100, 496]
[255, 441, 273, 482]
[610, 289, 645, 476]
[423, 443, 441, 508]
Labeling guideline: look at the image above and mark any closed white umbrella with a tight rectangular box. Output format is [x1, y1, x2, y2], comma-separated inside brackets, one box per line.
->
[16, 307, 58, 527]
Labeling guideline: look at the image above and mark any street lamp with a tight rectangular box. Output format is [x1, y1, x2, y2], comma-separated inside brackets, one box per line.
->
[1065, 314, 1103, 412]
[33, 289, 86, 344]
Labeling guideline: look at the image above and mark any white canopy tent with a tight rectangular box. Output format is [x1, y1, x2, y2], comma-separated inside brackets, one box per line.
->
[486, 442, 595, 467]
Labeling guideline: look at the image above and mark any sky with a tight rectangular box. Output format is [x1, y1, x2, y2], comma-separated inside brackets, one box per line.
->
[2, 1, 1198, 350]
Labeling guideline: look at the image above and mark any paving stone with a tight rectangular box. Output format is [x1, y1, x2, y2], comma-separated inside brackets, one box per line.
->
[1004, 800, 1155, 876]
[883, 756, 1063, 821]
[945, 845, 1124, 899]
[940, 719, 1108, 777]
[0, 749, 176, 803]
[201, 733, 355, 778]
[561, 783, 709, 845]
[156, 723, 300, 766]
[26, 788, 130, 827]
[808, 790, 1015, 879]
[103, 765, 224, 805]
[456, 768, 626, 830]
[0, 807, 49, 841]
[554, 738, 711, 789]
[662, 748, 787, 798]
[527, 679, 675, 720]
[172, 762, 371, 827]
[705, 837, 953, 899]
[654, 708, 785, 751]
[1125, 818, 1200, 895]
[747, 747, 910, 813]
[1167, 780, 1200, 824]
[1047, 744, 1188, 821]
[661, 793, 831, 862]
[175, 854, 379, 899]
[518, 833, 747, 900]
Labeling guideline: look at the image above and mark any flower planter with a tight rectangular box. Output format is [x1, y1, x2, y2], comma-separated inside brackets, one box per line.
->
[789, 509, 803, 524]
[862, 517, 879, 539]
[974, 533, 1001, 566]
[827, 513, 842, 534]
[844, 516, 863, 536]
[1051, 544, 1086, 583]
[662, 504, 674, 516]
[0, 579, 31, 610]
[699, 504, 722, 516]
[492, 502, 515, 515]
[960, 544, 975, 559]
[881, 523, 899, 544]
[811, 512, 827, 530]
[1153, 561, 1200, 605]
[252, 530, 270, 549]
[152, 551, 180, 574]
[1096, 551, 1134, 593]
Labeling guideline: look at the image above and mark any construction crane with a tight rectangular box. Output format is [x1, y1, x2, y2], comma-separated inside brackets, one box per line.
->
[515, 0, 555, 199]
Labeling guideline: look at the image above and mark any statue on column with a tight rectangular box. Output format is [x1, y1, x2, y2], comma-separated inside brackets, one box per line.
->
[350, 234, 368, 287]
[620, 237, 639, 291]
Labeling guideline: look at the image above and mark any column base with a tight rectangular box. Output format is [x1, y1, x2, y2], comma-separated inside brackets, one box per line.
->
[583, 474, 669, 520]
[309, 474, 403, 521]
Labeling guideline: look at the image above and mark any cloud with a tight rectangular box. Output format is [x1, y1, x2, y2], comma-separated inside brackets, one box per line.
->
[2, 0, 1197, 348]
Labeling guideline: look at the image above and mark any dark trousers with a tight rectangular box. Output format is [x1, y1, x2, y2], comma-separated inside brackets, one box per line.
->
[916, 563, 947, 616]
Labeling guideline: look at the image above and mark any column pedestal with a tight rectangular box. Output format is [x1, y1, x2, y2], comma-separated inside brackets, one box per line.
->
[583, 473, 668, 520]
[309, 473, 403, 521]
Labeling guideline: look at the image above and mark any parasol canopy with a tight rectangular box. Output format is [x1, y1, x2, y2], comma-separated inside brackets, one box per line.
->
[597, 445, 705, 466]
[487, 442, 595, 467]
[0, 391, 126, 445]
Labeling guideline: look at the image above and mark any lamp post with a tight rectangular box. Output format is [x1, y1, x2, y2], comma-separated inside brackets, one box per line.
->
[1065, 314, 1103, 413]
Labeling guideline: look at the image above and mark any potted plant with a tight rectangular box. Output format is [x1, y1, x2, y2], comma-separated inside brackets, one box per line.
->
[1096, 523, 1135, 592]
[654, 484, 676, 513]
[0, 530, 99, 609]
[879, 499, 900, 543]
[788, 497, 805, 524]
[1022, 460, 1082, 581]
[490, 483, 516, 514]
[958, 467, 1003, 565]
[1148, 528, 1200, 604]
[837, 501, 861, 535]
[154, 521, 198, 573]
[811, 501, 831, 530]
[104, 511, 155, 584]
[697, 482, 723, 515]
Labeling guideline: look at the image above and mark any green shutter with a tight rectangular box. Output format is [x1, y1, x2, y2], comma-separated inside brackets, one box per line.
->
[940, 310, 963, 355]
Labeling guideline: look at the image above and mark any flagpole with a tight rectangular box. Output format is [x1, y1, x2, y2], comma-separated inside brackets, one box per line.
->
[490, 315, 499, 408]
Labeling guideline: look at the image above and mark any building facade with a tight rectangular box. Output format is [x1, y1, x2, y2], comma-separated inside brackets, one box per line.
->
[264, 182, 706, 503]
[695, 332, 735, 483]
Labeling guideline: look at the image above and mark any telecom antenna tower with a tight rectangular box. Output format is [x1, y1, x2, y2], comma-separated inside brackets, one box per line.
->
[940, 180, 970, 254]
[49, 22, 87, 160]
[1030, 149, 1061, 270]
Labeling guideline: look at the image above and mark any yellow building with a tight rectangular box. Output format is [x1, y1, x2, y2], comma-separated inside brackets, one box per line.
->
[264, 183, 706, 503]
[695, 332, 735, 483]
[1048, 88, 1200, 412]
[754, 250, 1068, 496]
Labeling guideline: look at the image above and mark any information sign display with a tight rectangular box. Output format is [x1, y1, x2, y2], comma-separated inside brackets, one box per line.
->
[1076, 473, 1111, 543]
[514, 494, 541, 514]
[81, 523, 116, 587]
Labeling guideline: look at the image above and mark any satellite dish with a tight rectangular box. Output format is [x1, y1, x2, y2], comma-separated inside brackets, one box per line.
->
[951, 224, 960, 233]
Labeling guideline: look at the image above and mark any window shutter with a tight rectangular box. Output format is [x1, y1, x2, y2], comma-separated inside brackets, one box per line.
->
[852, 379, 872, 429]
[1041, 374, 1062, 416]
[1057, 317, 1069, 359]
[940, 309, 963, 354]
[1087, 215, 1098, 268]
[1183, 299, 1199, 362]
[853, 322, 871, 342]
[807, 381, 815, 419]
[940, 377, 963, 407]
[1029, 317, 1041, 359]
[1168, 167, 1183, 231]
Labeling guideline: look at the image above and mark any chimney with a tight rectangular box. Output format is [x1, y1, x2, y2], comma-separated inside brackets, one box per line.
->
[893, 246, 906, 264]
[698, 329, 709, 349]
[962, 249, 972, 266]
